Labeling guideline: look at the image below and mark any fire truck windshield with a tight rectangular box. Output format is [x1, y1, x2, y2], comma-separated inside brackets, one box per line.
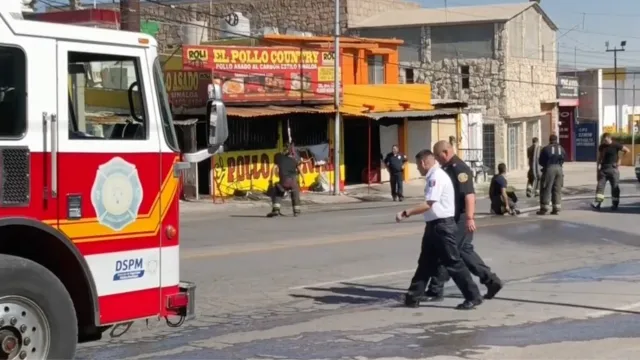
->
[153, 57, 180, 152]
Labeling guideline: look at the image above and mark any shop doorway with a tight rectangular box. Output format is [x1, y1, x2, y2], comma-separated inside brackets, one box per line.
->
[343, 118, 381, 184]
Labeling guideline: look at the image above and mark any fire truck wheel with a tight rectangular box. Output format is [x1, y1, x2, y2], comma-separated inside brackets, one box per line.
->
[0, 254, 77, 360]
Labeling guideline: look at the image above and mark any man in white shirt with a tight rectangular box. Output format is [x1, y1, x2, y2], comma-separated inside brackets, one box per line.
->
[396, 149, 483, 310]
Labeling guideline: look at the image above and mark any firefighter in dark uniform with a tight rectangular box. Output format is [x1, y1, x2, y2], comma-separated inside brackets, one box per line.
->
[407, 140, 503, 302]
[267, 146, 302, 217]
[526, 137, 541, 198]
[537, 134, 565, 215]
[397, 149, 483, 310]
[591, 133, 629, 211]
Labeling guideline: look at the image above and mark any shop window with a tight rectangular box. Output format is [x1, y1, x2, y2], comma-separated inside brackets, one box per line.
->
[460, 65, 470, 89]
[367, 55, 385, 84]
[405, 68, 414, 84]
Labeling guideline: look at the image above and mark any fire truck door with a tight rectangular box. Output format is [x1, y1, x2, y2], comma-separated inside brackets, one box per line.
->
[0, 35, 57, 220]
[55, 41, 164, 324]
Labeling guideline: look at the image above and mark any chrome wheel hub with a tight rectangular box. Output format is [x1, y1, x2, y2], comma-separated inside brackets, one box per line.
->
[0, 296, 50, 360]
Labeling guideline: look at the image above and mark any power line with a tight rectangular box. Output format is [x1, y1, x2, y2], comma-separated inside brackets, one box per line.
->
[147, 12, 640, 93]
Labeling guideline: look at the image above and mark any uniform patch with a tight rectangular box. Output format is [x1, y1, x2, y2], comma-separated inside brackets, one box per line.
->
[457, 172, 469, 183]
[91, 157, 144, 232]
[428, 179, 436, 187]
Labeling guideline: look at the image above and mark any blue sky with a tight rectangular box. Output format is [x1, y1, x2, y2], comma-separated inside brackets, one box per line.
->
[421, 0, 640, 69]
[43, 0, 637, 69]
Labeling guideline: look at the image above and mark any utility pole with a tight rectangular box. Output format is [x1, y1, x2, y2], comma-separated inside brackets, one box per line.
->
[120, 0, 141, 32]
[606, 40, 627, 132]
[632, 81, 636, 164]
[333, 0, 341, 195]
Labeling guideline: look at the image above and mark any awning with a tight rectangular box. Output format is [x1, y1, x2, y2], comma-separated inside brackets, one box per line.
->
[226, 105, 334, 118]
[358, 109, 460, 120]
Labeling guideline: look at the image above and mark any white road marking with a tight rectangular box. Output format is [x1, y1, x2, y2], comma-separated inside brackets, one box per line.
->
[288, 269, 415, 290]
[586, 301, 640, 318]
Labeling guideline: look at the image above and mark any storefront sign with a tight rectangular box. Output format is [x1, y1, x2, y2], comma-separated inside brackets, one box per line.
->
[164, 70, 211, 108]
[557, 76, 579, 99]
[212, 148, 338, 196]
[574, 122, 598, 161]
[182, 46, 336, 104]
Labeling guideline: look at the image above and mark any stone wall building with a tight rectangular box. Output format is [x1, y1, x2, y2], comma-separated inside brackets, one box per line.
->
[90, 0, 420, 53]
[352, 1, 558, 172]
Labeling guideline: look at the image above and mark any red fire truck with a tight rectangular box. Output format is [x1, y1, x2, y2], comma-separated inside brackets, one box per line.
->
[0, 5, 227, 358]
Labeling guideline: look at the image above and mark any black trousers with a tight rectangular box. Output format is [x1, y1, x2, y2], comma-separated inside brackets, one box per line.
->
[412, 218, 481, 301]
[389, 172, 404, 199]
[271, 179, 301, 214]
[595, 166, 620, 206]
[410, 216, 499, 295]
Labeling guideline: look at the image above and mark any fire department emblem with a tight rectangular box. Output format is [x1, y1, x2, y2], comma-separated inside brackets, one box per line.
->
[91, 157, 144, 232]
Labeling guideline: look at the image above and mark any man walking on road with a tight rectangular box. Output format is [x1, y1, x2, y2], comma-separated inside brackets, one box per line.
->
[383, 145, 408, 201]
[591, 133, 629, 211]
[407, 141, 503, 302]
[526, 137, 541, 198]
[267, 146, 302, 217]
[537, 134, 565, 215]
[397, 149, 483, 310]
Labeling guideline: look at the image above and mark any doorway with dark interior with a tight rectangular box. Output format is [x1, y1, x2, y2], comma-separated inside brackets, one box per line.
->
[343, 118, 381, 185]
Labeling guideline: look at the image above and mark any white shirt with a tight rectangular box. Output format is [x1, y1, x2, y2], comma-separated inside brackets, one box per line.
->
[423, 165, 456, 222]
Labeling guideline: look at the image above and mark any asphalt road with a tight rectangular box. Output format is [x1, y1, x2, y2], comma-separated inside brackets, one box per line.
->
[77, 196, 640, 360]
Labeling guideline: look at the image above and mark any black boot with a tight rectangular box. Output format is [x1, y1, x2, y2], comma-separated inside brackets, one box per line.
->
[266, 209, 281, 218]
[404, 281, 427, 308]
[422, 290, 444, 302]
[590, 202, 602, 211]
[484, 280, 503, 300]
[455, 298, 483, 310]
[611, 202, 619, 211]
[536, 209, 548, 215]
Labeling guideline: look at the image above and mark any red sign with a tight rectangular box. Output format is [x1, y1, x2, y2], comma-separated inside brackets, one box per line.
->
[182, 46, 336, 104]
[164, 70, 211, 109]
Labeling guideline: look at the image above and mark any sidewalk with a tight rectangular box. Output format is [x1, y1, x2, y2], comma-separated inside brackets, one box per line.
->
[345, 162, 638, 201]
[180, 162, 639, 213]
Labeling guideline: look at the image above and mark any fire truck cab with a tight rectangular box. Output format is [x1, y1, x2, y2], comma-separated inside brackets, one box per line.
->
[0, 4, 227, 359]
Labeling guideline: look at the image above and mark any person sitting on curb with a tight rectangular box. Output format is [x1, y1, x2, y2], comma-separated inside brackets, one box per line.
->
[489, 163, 520, 215]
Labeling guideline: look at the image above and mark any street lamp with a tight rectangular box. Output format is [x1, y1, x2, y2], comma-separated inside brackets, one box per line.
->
[606, 40, 627, 132]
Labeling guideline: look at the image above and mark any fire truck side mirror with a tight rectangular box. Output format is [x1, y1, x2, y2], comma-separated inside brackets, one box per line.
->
[181, 84, 228, 164]
[207, 98, 228, 148]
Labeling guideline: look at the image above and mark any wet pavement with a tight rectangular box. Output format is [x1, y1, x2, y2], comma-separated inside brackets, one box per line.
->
[77, 198, 640, 360]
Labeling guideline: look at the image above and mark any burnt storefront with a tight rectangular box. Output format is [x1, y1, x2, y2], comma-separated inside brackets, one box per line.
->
[557, 75, 579, 161]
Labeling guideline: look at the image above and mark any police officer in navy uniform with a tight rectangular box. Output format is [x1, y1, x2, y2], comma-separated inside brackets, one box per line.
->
[414, 140, 502, 301]
[383, 145, 408, 201]
[591, 133, 629, 211]
[397, 149, 483, 310]
[537, 134, 565, 215]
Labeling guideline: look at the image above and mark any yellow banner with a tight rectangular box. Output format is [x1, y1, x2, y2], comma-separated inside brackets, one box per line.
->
[211, 148, 342, 196]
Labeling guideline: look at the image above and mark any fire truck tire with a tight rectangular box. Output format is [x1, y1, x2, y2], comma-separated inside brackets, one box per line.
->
[0, 254, 77, 359]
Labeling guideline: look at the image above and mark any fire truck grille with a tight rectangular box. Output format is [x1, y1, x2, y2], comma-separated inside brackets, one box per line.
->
[0, 147, 30, 206]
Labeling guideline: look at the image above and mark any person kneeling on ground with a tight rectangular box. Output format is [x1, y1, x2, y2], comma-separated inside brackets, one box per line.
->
[489, 163, 520, 216]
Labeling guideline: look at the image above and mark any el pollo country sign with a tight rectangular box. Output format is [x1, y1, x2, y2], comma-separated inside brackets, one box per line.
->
[182, 46, 337, 104]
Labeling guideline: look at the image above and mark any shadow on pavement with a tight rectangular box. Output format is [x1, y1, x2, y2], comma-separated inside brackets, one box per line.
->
[289, 285, 403, 305]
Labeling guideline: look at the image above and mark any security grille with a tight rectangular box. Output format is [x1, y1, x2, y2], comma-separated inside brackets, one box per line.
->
[482, 124, 496, 175]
